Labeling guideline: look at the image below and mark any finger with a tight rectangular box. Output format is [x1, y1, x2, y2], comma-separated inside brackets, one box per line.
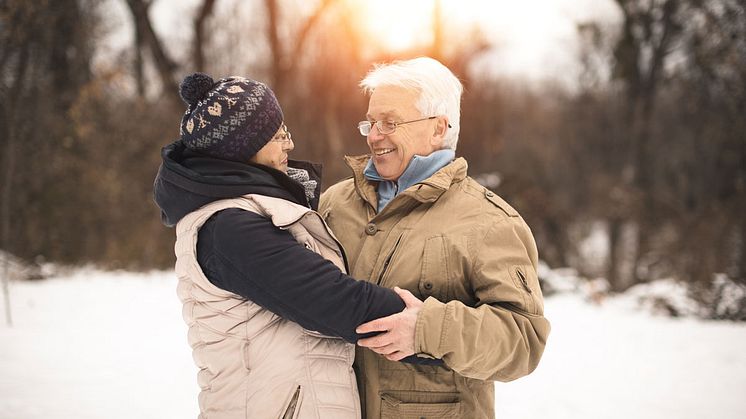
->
[394, 286, 421, 307]
[356, 316, 394, 334]
[357, 334, 392, 348]
[385, 351, 406, 362]
[368, 344, 397, 356]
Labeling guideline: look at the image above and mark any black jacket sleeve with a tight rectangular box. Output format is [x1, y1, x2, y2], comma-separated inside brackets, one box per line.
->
[197, 208, 442, 365]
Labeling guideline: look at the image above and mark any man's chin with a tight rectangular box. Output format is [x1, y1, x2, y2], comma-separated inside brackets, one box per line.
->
[374, 167, 402, 181]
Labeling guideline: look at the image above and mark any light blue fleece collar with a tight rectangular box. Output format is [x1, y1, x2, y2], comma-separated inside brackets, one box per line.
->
[364, 149, 456, 212]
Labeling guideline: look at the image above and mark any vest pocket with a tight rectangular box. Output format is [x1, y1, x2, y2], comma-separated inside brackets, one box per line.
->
[281, 385, 303, 419]
[380, 392, 461, 418]
[301, 328, 339, 339]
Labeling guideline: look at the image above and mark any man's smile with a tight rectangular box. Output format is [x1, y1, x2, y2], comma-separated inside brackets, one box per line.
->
[374, 148, 396, 156]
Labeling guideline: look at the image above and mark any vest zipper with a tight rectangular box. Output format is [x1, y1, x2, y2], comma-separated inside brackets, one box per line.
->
[282, 212, 352, 274]
[377, 234, 403, 285]
[323, 222, 351, 274]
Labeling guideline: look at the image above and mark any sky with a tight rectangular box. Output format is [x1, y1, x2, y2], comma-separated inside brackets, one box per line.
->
[104, 0, 622, 87]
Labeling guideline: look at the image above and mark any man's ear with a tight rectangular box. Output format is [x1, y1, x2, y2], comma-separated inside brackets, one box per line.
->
[430, 116, 449, 147]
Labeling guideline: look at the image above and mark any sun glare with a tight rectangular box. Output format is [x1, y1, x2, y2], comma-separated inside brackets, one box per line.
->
[346, 0, 584, 58]
[351, 0, 435, 52]
[347, 0, 570, 52]
[342, 0, 618, 82]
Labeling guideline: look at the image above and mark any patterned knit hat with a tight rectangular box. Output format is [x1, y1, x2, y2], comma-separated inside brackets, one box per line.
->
[178, 73, 284, 162]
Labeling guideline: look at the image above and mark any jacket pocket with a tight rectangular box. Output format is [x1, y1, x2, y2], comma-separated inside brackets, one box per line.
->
[509, 265, 544, 315]
[380, 392, 461, 418]
[377, 234, 404, 286]
[281, 385, 303, 419]
[419, 235, 450, 301]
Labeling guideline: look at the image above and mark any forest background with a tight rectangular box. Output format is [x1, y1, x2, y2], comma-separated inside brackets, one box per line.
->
[1, 0, 744, 319]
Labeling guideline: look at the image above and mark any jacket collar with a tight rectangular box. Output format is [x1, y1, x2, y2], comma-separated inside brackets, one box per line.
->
[343, 154, 468, 209]
[154, 140, 323, 227]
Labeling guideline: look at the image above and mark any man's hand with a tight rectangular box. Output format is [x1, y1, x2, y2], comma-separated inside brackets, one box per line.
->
[356, 287, 424, 361]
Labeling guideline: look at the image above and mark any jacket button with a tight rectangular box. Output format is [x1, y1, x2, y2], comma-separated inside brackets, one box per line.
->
[365, 223, 377, 235]
[485, 190, 494, 197]
[424, 282, 433, 290]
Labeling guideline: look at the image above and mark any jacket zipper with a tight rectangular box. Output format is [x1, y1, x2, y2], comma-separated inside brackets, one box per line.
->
[377, 234, 403, 285]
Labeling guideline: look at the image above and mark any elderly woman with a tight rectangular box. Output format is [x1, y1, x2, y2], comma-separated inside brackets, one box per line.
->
[154, 73, 436, 419]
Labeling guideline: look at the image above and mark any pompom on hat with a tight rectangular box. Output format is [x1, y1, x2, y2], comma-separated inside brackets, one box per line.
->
[178, 73, 284, 162]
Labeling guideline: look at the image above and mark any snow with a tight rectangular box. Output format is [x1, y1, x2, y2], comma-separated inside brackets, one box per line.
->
[495, 294, 746, 418]
[2, 270, 745, 419]
[0, 270, 196, 419]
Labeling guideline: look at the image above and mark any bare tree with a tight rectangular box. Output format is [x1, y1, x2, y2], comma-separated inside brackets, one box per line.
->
[262, 0, 340, 100]
[1, 0, 37, 327]
[132, 0, 147, 97]
[125, 0, 180, 104]
[607, 0, 691, 288]
[430, 0, 444, 61]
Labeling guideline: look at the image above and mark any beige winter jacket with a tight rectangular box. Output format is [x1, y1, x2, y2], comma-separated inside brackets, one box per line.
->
[319, 156, 551, 419]
[175, 194, 360, 419]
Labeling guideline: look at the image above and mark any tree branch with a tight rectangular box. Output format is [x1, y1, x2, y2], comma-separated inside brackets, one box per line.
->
[125, 0, 180, 104]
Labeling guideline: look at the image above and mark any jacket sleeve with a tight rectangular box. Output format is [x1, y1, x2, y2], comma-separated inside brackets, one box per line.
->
[413, 216, 550, 381]
[198, 208, 442, 365]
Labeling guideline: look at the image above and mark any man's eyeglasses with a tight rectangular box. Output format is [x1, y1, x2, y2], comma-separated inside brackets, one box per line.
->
[357, 116, 438, 136]
[270, 124, 293, 144]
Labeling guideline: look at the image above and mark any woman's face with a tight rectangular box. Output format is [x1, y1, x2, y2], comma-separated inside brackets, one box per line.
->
[249, 124, 294, 172]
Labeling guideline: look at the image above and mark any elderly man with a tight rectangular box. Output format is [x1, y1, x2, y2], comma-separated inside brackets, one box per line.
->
[319, 57, 550, 418]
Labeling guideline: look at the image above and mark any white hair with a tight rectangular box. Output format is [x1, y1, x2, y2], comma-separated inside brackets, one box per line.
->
[359, 57, 463, 150]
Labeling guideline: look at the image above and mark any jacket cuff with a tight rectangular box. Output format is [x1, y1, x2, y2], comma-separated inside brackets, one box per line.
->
[415, 297, 448, 358]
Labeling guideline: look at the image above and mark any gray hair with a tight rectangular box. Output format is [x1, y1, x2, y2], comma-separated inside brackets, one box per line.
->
[360, 57, 463, 150]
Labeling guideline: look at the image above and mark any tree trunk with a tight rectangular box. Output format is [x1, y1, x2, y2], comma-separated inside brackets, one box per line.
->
[193, 0, 216, 72]
[613, 0, 681, 284]
[264, 0, 339, 100]
[543, 217, 569, 268]
[133, 5, 146, 98]
[607, 217, 623, 291]
[0, 116, 16, 327]
[430, 0, 443, 61]
[264, 0, 284, 96]
[740, 213, 746, 283]
[0, 43, 29, 328]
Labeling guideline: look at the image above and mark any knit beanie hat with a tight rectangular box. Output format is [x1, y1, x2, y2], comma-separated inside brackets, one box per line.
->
[178, 73, 284, 162]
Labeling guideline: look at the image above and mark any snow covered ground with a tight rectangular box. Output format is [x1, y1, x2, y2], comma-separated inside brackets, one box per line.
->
[1, 270, 745, 419]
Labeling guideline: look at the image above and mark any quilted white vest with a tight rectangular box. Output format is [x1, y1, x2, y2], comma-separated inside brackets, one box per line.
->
[175, 194, 360, 419]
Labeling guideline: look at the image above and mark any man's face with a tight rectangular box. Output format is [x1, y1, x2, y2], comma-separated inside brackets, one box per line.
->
[365, 85, 443, 181]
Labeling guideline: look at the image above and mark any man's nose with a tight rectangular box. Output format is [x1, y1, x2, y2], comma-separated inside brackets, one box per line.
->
[367, 124, 384, 142]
